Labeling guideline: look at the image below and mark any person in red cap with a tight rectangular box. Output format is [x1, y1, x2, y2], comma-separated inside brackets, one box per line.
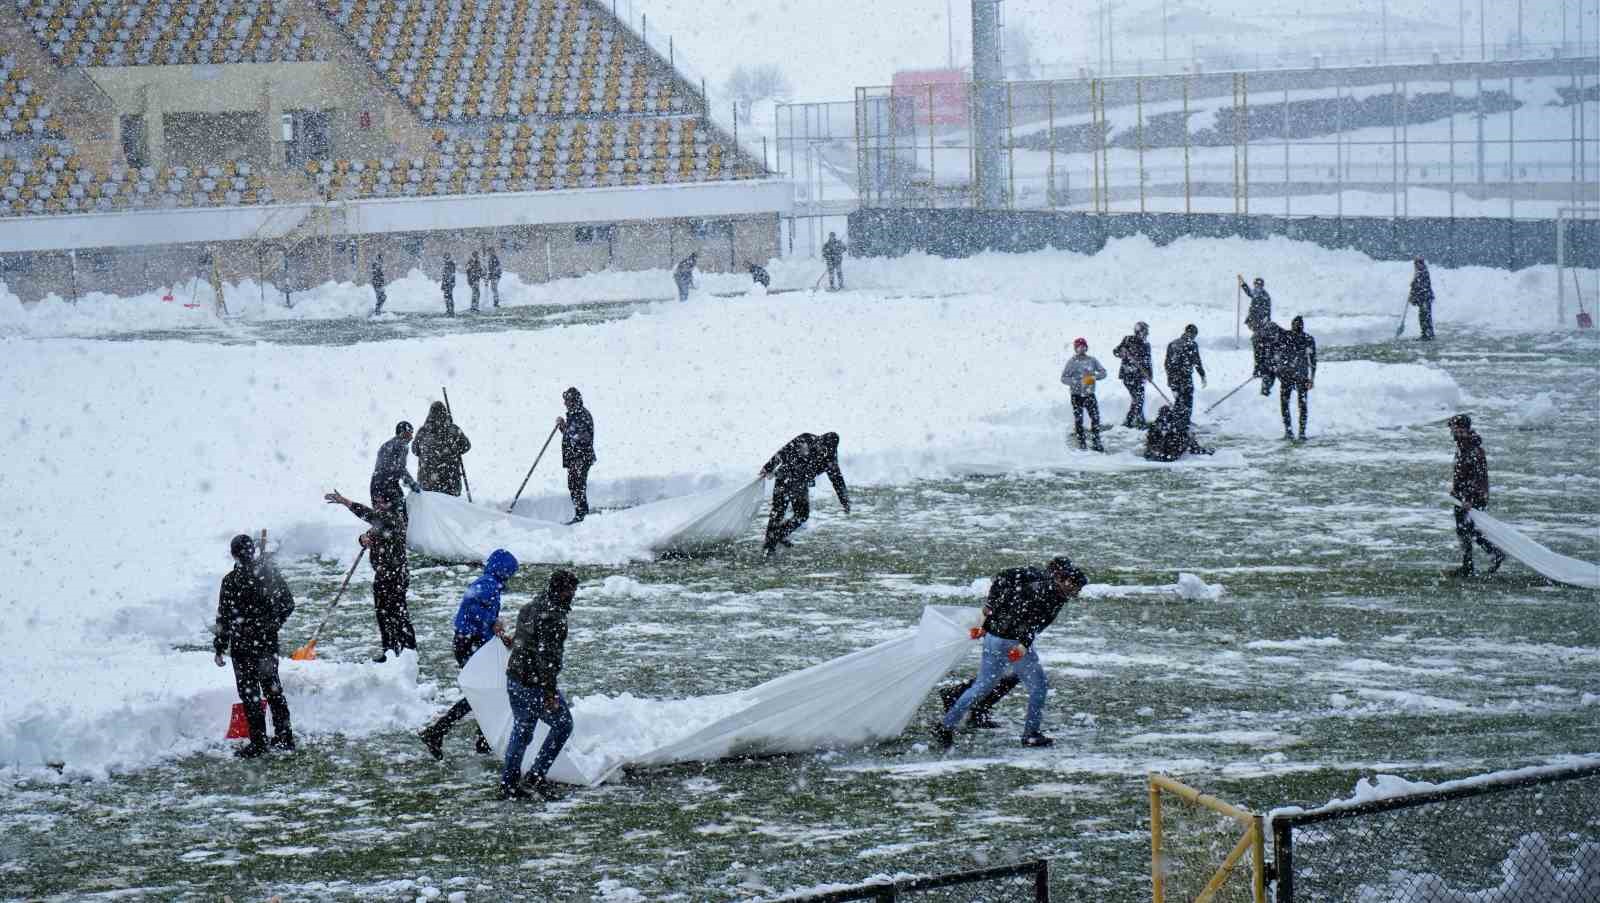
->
[1059, 338, 1108, 452]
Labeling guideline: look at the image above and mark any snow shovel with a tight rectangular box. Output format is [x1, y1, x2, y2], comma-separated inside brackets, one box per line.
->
[1143, 368, 1172, 405]
[1394, 296, 1410, 338]
[441, 385, 472, 503]
[1575, 269, 1593, 330]
[507, 425, 560, 513]
[1203, 375, 1258, 415]
[289, 547, 366, 662]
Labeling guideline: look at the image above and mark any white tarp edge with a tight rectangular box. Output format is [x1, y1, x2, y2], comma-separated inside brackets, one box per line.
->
[457, 605, 980, 786]
[1466, 507, 1600, 590]
[406, 478, 768, 563]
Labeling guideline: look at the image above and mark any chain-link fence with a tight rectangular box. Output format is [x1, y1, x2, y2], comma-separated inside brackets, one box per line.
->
[1269, 763, 1600, 902]
[852, 57, 1599, 221]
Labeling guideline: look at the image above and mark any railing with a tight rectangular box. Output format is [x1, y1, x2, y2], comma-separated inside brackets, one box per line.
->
[1028, 39, 1600, 80]
[776, 859, 1049, 903]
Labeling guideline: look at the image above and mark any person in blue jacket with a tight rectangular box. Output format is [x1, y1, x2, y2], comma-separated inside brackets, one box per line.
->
[418, 548, 519, 759]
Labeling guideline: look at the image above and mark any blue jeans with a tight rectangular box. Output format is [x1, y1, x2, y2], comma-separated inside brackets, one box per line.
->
[942, 633, 1049, 736]
[501, 678, 573, 790]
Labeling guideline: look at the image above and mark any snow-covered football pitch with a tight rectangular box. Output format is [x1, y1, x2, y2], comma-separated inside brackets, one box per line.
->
[1, 236, 1595, 900]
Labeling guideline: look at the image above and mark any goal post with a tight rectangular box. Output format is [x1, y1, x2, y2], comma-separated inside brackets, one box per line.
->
[1556, 205, 1598, 327]
[1149, 773, 1266, 903]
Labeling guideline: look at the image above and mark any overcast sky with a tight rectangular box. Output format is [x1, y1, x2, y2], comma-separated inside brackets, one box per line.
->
[623, 0, 1589, 102]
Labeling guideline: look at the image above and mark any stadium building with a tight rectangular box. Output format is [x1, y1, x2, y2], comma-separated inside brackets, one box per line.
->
[0, 0, 789, 302]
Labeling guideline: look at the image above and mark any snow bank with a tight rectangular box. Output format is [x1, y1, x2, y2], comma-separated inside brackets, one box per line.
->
[1269, 759, 1600, 821]
[0, 650, 435, 776]
[3, 234, 1592, 338]
[1356, 834, 1600, 903]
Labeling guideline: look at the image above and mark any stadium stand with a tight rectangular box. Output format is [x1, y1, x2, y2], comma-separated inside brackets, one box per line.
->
[304, 116, 736, 199]
[1, 57, 64, 139]
[13, 0, 321, 67]
[315, 0, 682, 124]
[1, 140, 274, 215]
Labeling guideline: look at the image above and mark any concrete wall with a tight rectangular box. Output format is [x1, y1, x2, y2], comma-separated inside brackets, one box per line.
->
[0, 213, 782, 301]
[847, 207, 1600, 270]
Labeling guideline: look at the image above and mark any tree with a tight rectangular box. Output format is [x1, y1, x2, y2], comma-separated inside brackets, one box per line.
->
[725, 64, 793, 124]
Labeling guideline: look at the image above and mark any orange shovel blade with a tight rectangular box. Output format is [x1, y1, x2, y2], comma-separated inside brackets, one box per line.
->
[289, 640, 318, 661]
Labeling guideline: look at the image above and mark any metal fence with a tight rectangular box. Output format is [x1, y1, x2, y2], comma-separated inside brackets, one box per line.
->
[777, 860, 1050, 903]
[1269, 763, 1600, 902]
[853, 58, 1599, 223]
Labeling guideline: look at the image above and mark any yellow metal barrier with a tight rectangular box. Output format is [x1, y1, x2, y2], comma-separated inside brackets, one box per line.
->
[1149, 773, 1266, 903]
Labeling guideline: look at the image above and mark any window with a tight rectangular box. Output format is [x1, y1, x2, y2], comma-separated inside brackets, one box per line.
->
[690, 218, 733, 239]
[575, 224, 617, 243]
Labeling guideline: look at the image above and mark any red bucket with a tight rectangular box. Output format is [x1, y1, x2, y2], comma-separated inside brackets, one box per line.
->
[225, 701, 267, 739]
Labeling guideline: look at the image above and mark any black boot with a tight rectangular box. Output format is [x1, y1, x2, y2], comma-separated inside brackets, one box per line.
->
[418, 726, 445, 761]
[270, 730, 296, 752]
[1090, 432, 1105, 453]
[1020, 732, 1055, 748]
[474, 733, 494, 756]
[525, 776, 564, 801]
[1486, 548, 1506, 574]
[929, 721, 954, 750]
[233, 741, 268, 759]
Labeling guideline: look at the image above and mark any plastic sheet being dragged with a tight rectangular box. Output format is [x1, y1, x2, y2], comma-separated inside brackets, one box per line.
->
[407, 478, 768, 562]
[459, 605, 980, 786]
[1467, 508, 1600, 590]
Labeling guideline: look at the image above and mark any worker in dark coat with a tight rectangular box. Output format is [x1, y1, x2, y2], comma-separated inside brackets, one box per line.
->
[412, 401, 472, 496]
[1164, 324, 1207, 425]
[466, 250, 484, 312]
[487, 248, 503, 308]
[759, 432, 850, 554]
[747, 262, 771, 288]
[325, 488, 416, 660]
[1113, 322, 1153, 429]
[557, 387, 596, 524]
[822, 232, 847, 290]
[1448, 415, 1504, 577]
[1143, 405, 1215, 462]
[419, 548, 518, 759]
[673, 252, 698, 302]
[1239, 275, 1277, 393]
[371, 421, 420, 526]
[934, 558, 1088, 749]
[441, 253, 456, 316]
[214, 533, 296, 758]
[370, 254, 387, 317]
[496, 569, 578, 802]
[1277, 316, 1317, 441]
[1409, 257, 1435, 341]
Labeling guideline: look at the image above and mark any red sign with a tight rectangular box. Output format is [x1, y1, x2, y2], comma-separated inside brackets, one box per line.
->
[892, 68, 967, 126]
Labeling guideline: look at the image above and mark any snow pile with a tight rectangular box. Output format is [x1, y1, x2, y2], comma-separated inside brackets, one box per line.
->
[3, 235, 1593, 339]
[0, 651, 435, 776]
[1356, 834, 1600, 903]
[462, 606, 978, 785]
[1083, 573, 1226, 602]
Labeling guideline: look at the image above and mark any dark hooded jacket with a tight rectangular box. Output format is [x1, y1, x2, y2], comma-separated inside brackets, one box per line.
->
[1144, 406, 1186, 462]
[1244, 283, 1272, 330]
[374, 434, 420, 494]
[1113, 332, 1152, 382]
[453, 549, 518, 642]
[764, 432, 849, 509]
[673, 255, 697, 286]
[441, 257, 456, 291]
[1278, 324, 1317, 382]
[822, 236, 846, 266]
[370, 260, 386, 291]
[561, 396, 596, 468]
[214, 554, 295, 656]
[506, 589, 570, 695]
[487, 250, 502, 281]
[413, 402, 472, 494]
[1452, 431, 1490, 509]
[980, 566, 1070, 649]
[1410, 263, 1434, 306]
[1165, 334, 1206, 386]
[466, 253, 483, 287]
[348, 500, 409, 589]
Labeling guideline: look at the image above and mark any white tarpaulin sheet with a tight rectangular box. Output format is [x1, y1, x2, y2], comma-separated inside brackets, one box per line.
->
[406, 478, 768, 562]
[1467, 508, 1600, 590]
[457, 605, 980, 786]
